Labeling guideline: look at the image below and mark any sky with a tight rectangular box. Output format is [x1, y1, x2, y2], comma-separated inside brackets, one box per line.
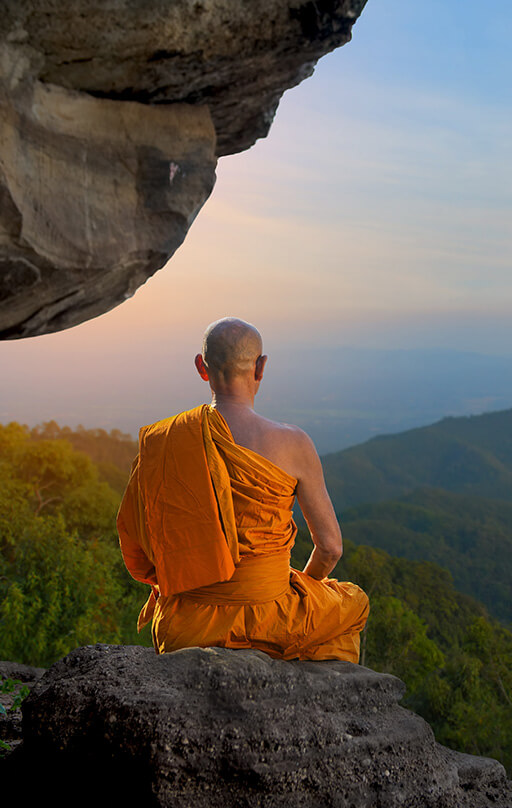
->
[1, 0, 512, 451]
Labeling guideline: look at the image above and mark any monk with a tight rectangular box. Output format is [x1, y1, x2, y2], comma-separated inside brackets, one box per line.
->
[117, 317, 369, 662]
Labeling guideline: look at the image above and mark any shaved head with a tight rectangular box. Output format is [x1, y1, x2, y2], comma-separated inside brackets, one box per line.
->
[202, 317, 263, 381]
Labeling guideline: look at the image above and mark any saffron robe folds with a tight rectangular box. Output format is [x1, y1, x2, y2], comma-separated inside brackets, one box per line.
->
[117, 405, 369, 662]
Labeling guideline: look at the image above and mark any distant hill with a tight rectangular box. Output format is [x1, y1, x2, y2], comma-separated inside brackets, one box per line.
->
[322, 408, 512, 510]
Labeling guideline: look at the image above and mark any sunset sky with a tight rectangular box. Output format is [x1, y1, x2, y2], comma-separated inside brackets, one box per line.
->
[1, 0, 511, 450]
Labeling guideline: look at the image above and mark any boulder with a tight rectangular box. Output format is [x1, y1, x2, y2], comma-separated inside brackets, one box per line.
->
[4, 644, 511, 807]
[0, 659, 46, 753]
[0, 1, 368, 338]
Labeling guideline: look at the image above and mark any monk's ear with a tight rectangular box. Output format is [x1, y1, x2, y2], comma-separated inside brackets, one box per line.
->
[255, 355, 267, 381]
[194, 354, 210, 381]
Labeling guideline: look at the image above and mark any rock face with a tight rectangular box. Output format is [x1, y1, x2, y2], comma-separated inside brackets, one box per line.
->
[0, 1, 367, 338]
[0, 68, 216, 337]
[0, 660, 45, 753]
[4, 644, 511, 807]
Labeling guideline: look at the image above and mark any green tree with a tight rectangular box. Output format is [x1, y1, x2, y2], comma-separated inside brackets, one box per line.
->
[361, 595, 444, 693]
[0, 421, 150, 667]
[0, 503, 150, 667]
[0, 422, 121, 539]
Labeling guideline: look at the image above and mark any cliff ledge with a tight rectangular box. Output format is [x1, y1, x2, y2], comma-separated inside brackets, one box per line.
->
[2, 644, 511, 807]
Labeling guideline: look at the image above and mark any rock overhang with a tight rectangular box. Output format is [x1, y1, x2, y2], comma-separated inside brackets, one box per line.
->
[0, 0, 368, 338]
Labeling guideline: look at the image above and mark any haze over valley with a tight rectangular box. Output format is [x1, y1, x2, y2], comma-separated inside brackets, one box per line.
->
[3, 344, 512, 455]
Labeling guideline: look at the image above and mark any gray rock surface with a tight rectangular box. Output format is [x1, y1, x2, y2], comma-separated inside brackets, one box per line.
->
[4, 644, 511, 807]
[0, 1, 367, 338]
[0, 660, 46, 753]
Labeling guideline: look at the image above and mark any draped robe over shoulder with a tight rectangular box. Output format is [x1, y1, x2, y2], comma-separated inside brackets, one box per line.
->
[117, 405, 369, 662]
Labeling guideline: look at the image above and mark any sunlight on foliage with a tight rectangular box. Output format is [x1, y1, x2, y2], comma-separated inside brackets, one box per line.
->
[0, 423, 152, 668]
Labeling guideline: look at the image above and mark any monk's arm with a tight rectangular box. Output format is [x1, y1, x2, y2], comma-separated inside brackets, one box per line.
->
[117, 457, 158, 587]
[293, 430, 342, 579]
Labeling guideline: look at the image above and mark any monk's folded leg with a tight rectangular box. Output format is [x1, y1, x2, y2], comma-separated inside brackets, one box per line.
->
[285, 575, 370, 662]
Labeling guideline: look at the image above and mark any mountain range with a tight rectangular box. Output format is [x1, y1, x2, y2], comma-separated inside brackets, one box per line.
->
[322, 408, 512, 508]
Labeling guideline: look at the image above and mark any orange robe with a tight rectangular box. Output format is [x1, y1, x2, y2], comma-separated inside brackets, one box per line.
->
[117, 405, 369, 662]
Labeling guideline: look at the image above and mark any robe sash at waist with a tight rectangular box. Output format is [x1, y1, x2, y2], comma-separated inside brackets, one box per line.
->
[181, 551, 291, 604]
[137, 551, 291, 631]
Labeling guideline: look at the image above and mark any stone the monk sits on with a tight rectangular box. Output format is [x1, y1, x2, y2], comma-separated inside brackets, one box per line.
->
[117, 317, 369, 662]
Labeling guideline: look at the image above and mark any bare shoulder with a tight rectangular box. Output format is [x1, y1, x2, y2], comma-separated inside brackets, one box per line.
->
[256, 415, 320, 478]
[257, 413, 309, 443]
[278, 422, 317, 454]
[283, 424, 322, 471]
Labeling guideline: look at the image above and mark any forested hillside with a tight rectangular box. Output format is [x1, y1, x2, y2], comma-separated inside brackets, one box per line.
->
[0, 421, 150, 667]
[322, 408, 512, 509]
[340, 488, 512, 625]
[29, 420, 137, 494]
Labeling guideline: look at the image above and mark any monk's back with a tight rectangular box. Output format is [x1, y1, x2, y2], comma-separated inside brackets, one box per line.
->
[212, 405, 303, 480]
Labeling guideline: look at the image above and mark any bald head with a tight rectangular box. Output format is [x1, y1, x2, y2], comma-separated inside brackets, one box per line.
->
[201, 317, 263, 382]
